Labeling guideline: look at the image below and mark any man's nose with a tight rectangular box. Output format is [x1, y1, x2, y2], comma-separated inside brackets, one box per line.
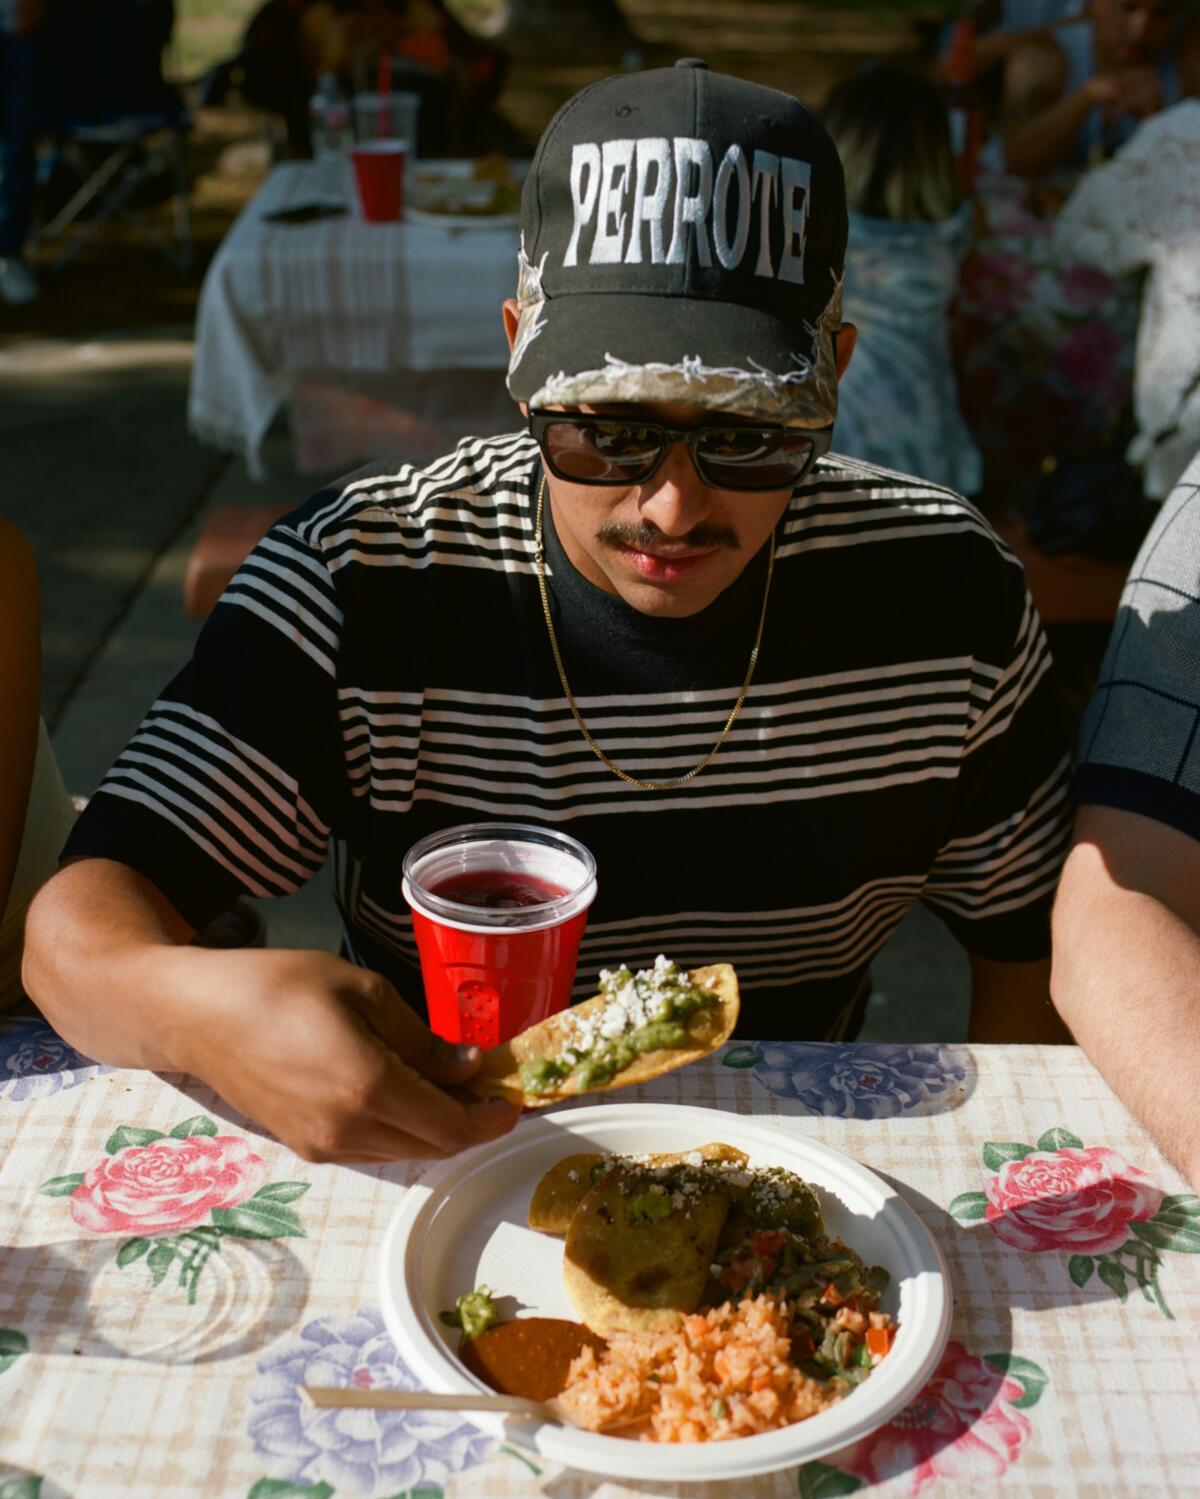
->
[637, 440, 714, 537]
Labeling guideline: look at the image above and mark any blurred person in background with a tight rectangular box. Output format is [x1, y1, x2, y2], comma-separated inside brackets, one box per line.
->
[0, 0, 45, 304]
[214, 0, 507, 158]
[0, 518, 76, 1011]
[1000, 0, 1200, 174]
[1054, 97, 1200, 501]
[822, 64, 982, 495]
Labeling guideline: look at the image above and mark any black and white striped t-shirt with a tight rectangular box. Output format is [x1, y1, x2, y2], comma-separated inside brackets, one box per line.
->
[66, 432, 1072, 1039]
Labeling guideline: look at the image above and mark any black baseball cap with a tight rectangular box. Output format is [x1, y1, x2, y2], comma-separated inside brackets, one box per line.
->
[506, 59, 848, 426]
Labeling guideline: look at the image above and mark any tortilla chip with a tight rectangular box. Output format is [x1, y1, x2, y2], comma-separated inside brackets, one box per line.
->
[563, 1161, 731, 1335]
[528, 1153, 607, 1234]
[468, 963, 739, 1108]
[528, 1143, 749, 1237]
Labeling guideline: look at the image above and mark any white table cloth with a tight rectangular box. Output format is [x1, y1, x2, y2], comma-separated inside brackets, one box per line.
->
[188, 160, 521, 477]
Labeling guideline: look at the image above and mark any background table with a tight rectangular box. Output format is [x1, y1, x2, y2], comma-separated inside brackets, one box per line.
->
[188, 161, 521, 478]
[2, 1015, 1198, 1497]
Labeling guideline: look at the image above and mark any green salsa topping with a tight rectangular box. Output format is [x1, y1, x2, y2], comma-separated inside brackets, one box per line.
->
[628, 1187, 673, 1224]
[518, 957, 719, 1096]
[438, 1285, 497, 1342]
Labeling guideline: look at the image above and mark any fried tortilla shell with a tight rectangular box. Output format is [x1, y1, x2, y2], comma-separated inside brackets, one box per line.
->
[467, 963, 739, 1108]
[563, 1161, 731, 1335]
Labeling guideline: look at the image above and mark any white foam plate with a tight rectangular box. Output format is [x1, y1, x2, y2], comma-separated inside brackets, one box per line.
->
[404, 158, 523, 228]
[380, 1103, 952, 1481]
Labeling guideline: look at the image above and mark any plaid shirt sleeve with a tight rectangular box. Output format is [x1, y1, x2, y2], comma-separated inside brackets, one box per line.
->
[1076, 453, 1200, 840]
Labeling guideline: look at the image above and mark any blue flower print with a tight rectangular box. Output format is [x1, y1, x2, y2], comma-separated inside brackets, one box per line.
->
[0, 1017, 113, 1101]
[727, 1042, 971, 1119]
[248, 1307, 494, 1498]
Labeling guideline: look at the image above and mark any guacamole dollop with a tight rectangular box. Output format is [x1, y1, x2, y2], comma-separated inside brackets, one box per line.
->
[518, 957, 718, 1096]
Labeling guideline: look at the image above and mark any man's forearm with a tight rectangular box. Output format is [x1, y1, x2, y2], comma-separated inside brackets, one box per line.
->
[22, 858, 205, 1072]
[1052, 850, 1200, 1191]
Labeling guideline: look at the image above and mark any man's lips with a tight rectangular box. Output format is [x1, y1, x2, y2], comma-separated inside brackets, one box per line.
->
[619, 543, 719, 581]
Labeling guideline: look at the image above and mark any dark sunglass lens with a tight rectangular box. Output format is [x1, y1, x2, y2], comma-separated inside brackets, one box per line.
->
[695, 428, 815, 489]
[543, 421, 661, 482]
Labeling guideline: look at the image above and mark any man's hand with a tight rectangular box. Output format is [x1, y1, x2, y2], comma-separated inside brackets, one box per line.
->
[1086, 65, 1163, 121]
[177, 947, 520, 1163]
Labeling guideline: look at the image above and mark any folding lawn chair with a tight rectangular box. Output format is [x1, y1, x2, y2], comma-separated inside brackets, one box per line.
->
[32, 0, 192, 273]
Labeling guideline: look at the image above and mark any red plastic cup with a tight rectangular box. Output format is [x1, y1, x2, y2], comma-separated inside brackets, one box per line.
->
[351, 138, 408, 222]
[402, 822, 598, 1048]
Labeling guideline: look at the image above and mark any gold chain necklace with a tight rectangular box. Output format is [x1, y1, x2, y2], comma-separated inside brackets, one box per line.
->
[532, 474, 775, 792]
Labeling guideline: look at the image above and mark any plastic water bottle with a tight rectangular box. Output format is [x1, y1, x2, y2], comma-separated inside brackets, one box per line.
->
[310, 72, 353, 162]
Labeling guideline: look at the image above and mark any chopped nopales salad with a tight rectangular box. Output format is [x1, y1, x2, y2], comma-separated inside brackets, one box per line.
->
[707, 1226, 894, 1385]
[518, 957, 722, 1096]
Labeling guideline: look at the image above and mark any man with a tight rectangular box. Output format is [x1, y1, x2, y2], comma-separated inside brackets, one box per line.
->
[24, 61, 1072, 1166]
[1052, 451, 1200, 1194]
[1000, 0, 1200, 174]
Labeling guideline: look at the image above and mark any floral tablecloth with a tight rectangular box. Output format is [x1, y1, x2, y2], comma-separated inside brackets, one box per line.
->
[2, 1015, 1198, 1498]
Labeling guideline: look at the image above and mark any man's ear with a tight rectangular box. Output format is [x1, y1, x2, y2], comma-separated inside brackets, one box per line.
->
[833, 323, 857, 380]
[502, 300, 529, 417]
[502, 297, 520, 352]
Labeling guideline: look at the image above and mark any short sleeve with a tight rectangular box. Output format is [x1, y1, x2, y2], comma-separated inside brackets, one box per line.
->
[921, 541, 1074, 960]
[1053, 106, 1193, 276]
[62, 511, 346, 929]
[1076, 455, 1200, 841]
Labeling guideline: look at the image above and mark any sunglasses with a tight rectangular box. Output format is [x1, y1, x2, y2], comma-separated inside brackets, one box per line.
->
[528, 410, 832, 492]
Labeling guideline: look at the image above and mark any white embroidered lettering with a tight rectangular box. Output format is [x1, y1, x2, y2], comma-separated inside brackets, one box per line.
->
[666, 138, 713, 267]
[777, 157, 811, 284]
[591, 140, 635, 264]
[751, 150, 780, 278]
[564, 142, 601, 267]
[712, 144, 751, 270]
[625, 137, 671, 264]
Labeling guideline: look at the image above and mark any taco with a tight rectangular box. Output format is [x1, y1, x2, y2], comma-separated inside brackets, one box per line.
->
[468, 958, 739, 1109]
[562, 1157, 731, 1336]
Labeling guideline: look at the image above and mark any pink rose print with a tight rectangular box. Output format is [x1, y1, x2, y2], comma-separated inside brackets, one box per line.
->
[985, 1146, 1163, 1256]
[1055, 319, 1124, 404]
[41, 1115, 310, 1305]
[69, 1134, 268, 1235]
[1059, 261, 1116, 309]
[950, 1127, 1199, 1321]
[965, 248, 1037, 316]
[842, 1341, 1035, 1495]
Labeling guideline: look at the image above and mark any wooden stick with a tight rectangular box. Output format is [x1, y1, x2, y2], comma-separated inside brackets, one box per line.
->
[299, 1386, 549, 1420]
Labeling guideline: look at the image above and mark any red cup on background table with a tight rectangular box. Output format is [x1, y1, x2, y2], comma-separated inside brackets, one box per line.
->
[402, 822, 597, 1048]
[351, 138, 409, 222]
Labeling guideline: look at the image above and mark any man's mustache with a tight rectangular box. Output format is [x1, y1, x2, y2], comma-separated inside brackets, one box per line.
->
[596, 520, 741, 552]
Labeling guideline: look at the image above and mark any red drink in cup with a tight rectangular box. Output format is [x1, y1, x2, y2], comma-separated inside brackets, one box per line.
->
[402, 823, 597, 1048]
[351, 138, 408, 221]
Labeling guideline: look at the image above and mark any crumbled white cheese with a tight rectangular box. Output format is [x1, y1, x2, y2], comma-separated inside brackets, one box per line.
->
[567, 1169, 579, 1182]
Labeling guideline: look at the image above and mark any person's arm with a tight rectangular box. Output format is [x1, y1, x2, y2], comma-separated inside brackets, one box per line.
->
[23, 857, 517, 1162]
[1001, 35, 1096, 175]
[967, 952, 1070, 1042]
[0, 517, 40, 916]
[19, 501, 519, 1163]
[1051, 805, 1200, 1193]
